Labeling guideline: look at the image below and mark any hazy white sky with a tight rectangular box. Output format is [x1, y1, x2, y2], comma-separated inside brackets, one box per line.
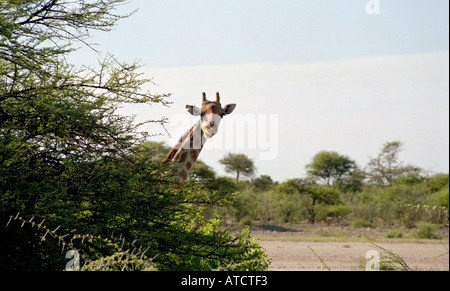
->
[71, 0, 449, 181]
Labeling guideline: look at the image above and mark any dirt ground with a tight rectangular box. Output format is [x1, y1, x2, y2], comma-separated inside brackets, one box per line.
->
[258, 241, 449, 271]
[244, 224, 449, 271]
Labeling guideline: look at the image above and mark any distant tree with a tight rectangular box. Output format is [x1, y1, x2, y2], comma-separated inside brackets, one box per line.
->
[219, 153, 256, 183]
[306, 151, 357, 186]
[366, 141, 421, 186]
[275, 178, 315, 196]
[338, 169, 366, 192]
[252, 175, 276, 192]
[190, 160, 217, 181]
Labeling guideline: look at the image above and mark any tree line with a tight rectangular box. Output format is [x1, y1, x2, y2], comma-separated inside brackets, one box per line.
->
[143, 141, 449, 229]
[220, 141, 423, 189]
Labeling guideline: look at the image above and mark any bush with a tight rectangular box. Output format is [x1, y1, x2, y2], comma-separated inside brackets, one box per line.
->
[240, 216, 253, 227]
[221, 171, 449, 228]
[384, 230, 403, 238]
[350, 219, 374, 228]
[430, 188, 449, 209]
[426, 174, 449, 192]
[315, 205, 352, 223]
[412, 222, 440, 239]
[394, 173, 426, 185]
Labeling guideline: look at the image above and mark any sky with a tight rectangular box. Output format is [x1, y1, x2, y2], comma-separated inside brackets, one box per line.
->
[70, 0, 449, 182]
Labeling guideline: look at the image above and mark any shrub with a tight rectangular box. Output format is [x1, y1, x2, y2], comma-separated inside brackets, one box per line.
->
[276, 197, 305, 223]
[240, 216, 253, 227]
[315, 205, 352, 223]
[412, 222, 440, 239]
[394, 173, 426, 185]
[350, 219, 374, 228]
[384, 230, 403, 238]
[426, 174, 449, 192]
[430, 188, 449, 209]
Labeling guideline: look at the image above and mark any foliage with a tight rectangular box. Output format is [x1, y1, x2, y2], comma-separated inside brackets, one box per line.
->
[0, 0, 269, 271]
[426, 173, 450, 193]
[306, 186, 341, 223]
[252, 175, 277, 192]
[134, 141, 171, 162]
[315, 205, 352, 223]
[431, 188, 449, 210]
[371, 243, 414, 271]
[306, 151, 357, 186]
[350, 219, 374, 228]
[384, 230, 403, 239]
[366, 141, 421, 186]
[394, 172, 426, 185]
[191, 160, 217, 181]
[219, 153, 256, 183]
[218, 169, 448, 229]
[412, 222, 440, 240]
[6, 214, 157, 271]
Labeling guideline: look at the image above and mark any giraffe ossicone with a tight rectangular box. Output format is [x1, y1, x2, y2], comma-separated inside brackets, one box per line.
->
[162, 92, 236, 181]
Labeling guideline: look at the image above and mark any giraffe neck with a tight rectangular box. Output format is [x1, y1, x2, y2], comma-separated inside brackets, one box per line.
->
[163, 120, 207, 181]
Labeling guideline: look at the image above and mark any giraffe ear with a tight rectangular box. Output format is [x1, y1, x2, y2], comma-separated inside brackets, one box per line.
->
[186, 105, 201, 116]
[222, 104, 236, 116]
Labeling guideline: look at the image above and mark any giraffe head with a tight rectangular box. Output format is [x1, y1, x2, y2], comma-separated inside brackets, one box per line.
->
[185, 92, 236, 139]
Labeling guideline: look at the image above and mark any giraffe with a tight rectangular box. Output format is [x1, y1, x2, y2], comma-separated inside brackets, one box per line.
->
[162, 92, 236, 181]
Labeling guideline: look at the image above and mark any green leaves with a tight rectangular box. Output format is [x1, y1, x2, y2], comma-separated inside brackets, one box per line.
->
[306, 151, 357, 186]
[367, 141, 422, 186]
[1, 0, 268, 271]
[219, 153, 256, 183]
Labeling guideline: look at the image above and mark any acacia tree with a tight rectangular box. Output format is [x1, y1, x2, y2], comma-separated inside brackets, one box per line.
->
[306, 151, 357, 186]
[366, 141, 421, 186]
[219, 153, 256, 183]
[0, 0, 268, 271]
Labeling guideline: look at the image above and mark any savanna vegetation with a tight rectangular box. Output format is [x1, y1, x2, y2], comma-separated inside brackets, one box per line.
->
[182, 141, 448, 240]
[143, 141, 448, 241]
